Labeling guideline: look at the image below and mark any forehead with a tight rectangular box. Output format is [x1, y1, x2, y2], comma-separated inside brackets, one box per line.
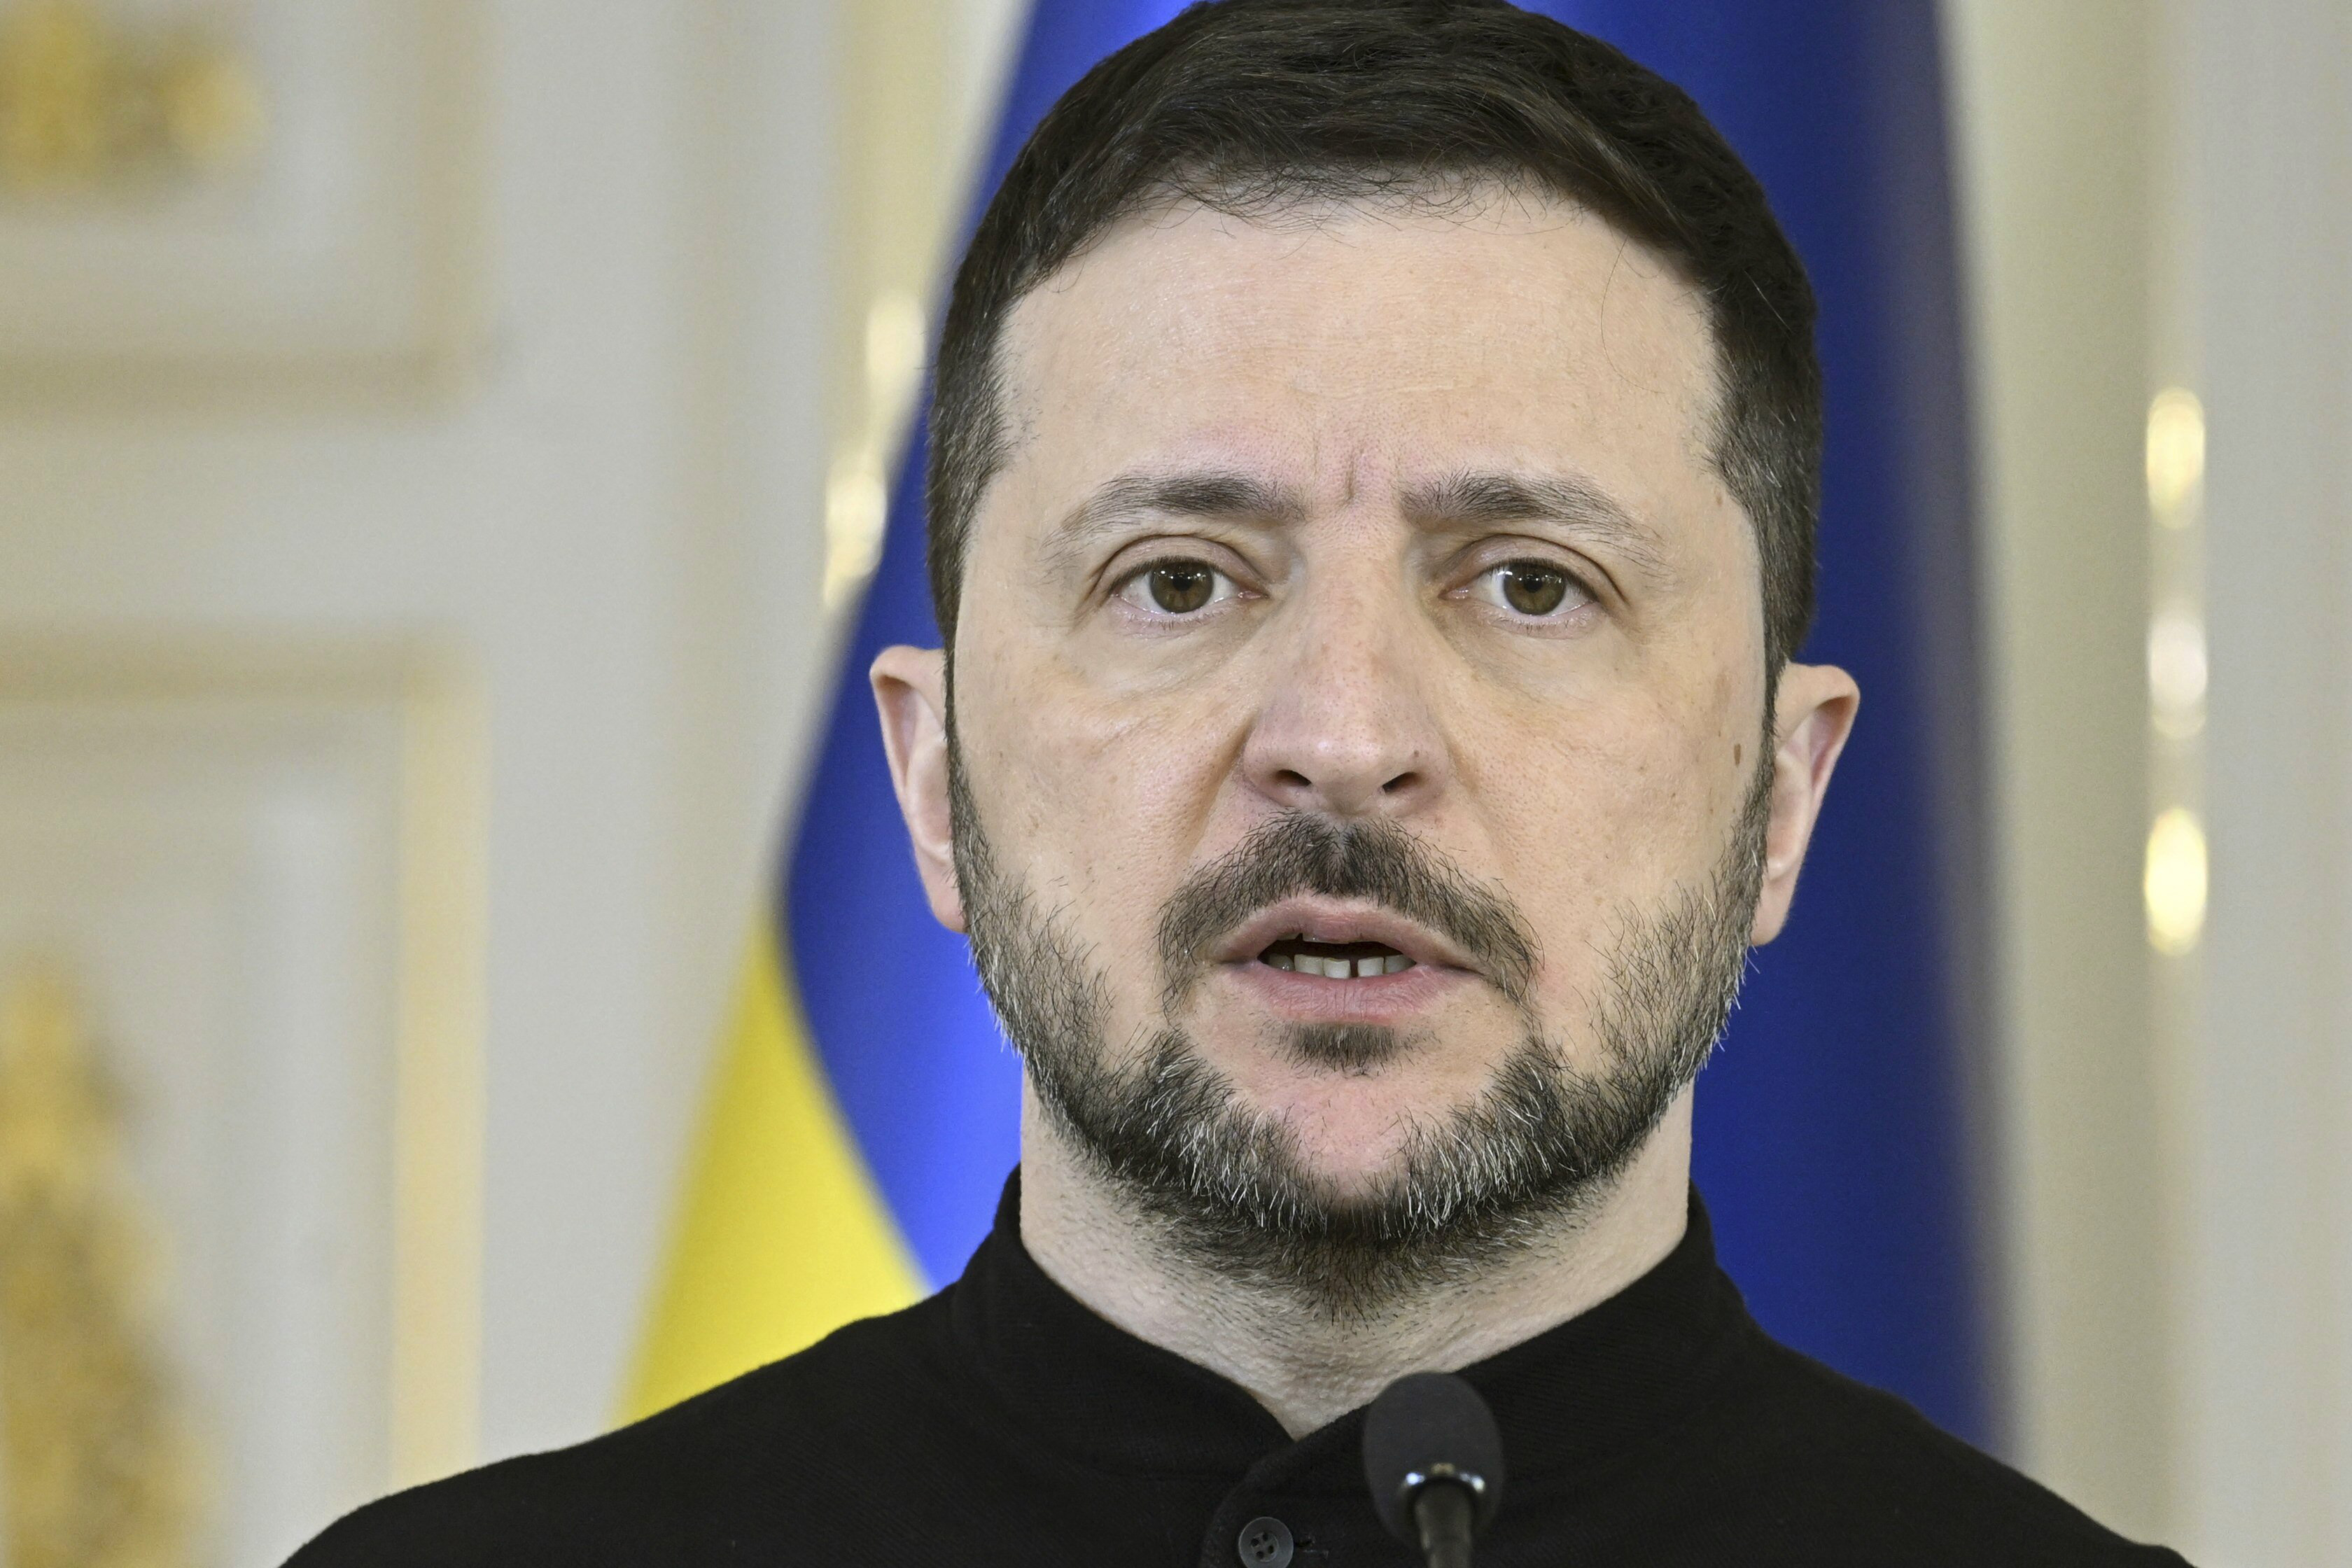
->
[986, 192, 1726, 521]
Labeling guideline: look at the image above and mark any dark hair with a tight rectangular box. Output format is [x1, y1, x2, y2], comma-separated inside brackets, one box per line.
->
[926, 0, 1820, 673]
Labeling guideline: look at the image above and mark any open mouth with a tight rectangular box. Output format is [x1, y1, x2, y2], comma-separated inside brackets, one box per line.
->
[1257, 937, 1415, 979]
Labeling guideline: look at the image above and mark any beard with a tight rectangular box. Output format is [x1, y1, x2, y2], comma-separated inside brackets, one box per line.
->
[950, 734, 1772, 1316]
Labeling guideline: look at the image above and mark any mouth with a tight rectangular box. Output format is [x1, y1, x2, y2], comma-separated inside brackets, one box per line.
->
[1216, 899, 1476, 983]
[1186, 898, 1489, 1030]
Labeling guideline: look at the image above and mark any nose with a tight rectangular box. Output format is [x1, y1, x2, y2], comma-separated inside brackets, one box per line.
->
[1240, 580, 1451, 819]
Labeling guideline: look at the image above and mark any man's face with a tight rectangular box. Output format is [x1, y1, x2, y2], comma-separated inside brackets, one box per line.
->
[878, 193, 1854, 1270]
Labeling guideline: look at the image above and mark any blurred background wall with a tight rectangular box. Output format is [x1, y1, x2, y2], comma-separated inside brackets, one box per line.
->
[0, 2, 2341, 1565]
[1952, 3, 2352, 1560]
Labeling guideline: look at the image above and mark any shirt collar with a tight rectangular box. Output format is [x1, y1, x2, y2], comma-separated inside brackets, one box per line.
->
[945, 1170, 1756, 1488]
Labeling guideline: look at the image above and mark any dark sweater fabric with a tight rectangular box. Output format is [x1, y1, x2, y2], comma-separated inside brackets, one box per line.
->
[292, 1178, 2188, 1567]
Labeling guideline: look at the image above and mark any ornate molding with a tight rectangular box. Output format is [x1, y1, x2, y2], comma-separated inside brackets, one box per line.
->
[0, 962, 202, 1568]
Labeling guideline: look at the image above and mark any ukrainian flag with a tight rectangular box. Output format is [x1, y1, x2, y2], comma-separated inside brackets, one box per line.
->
[627, 0, 1993, 1447]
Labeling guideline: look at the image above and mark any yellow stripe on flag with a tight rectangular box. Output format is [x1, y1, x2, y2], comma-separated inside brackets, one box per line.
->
[622, 920, 924, 1422]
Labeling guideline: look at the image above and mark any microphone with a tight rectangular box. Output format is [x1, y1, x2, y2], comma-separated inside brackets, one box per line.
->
[1361, 1372, 1506, 1568]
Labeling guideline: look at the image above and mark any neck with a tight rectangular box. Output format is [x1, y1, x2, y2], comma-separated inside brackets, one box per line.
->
[1016, 1084, 1695, 1438]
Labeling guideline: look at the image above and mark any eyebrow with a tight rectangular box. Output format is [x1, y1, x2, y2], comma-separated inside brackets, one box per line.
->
[1045, 470, 1306, 564]
[1042, 464, 1669, 579]
[1399, 470, 1670, 577]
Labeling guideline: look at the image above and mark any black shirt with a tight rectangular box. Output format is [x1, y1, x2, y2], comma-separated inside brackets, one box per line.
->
[292, 1177, 2188, 1566]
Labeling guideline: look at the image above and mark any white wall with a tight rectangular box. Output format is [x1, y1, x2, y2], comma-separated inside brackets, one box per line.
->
[2174, 1, 2352, 1559]
[0, 0, 839, 1484]
[1950, 1, 2352, 1559]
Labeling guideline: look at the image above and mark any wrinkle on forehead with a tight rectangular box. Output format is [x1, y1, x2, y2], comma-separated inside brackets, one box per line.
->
[974, 188, 1730, 578]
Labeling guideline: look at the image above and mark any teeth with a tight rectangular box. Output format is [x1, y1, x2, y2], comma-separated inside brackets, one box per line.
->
[1264, 950, 1414, 977]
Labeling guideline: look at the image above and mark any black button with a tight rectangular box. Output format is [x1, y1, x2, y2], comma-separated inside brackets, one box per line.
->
[1236, 1516, 1294, 1568]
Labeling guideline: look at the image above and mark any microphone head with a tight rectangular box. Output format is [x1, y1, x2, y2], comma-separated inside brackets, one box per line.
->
[1361, 1372, 1506, 1542]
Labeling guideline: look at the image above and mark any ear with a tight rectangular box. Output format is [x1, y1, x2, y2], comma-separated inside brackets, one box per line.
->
[1749, 661, 1861, 945]
[870, 645, 965, 933]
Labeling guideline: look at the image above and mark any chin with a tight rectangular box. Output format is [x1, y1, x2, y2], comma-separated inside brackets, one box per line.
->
[1251, 1136, 1417, 1207]
[1205, 1016, 1511, 1124]
[1233, 1077, 1455, 1193]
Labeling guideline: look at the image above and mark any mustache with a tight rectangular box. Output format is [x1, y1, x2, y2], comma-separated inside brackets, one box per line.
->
[1155, 813, 1541, 1009]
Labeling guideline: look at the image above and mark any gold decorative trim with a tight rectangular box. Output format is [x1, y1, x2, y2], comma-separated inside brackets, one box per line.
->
[0, 962, 203, 1568]
[0, 0, 269, 192]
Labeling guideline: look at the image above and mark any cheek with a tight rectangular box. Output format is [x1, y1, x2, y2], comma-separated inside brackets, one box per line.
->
[964, 643, 1251, 958]
[1452, 679, 1742, 1009]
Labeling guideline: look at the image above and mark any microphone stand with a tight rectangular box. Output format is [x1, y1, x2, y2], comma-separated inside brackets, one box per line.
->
[1407, 1474, 1479, 1568]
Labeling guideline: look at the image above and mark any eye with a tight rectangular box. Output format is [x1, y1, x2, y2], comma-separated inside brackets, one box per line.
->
[1474, 559, 1590, 618]
[1117, 559, 1238, 615]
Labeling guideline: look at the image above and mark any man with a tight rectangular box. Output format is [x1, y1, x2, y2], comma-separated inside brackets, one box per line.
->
[295, 2, 2188, 1563]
